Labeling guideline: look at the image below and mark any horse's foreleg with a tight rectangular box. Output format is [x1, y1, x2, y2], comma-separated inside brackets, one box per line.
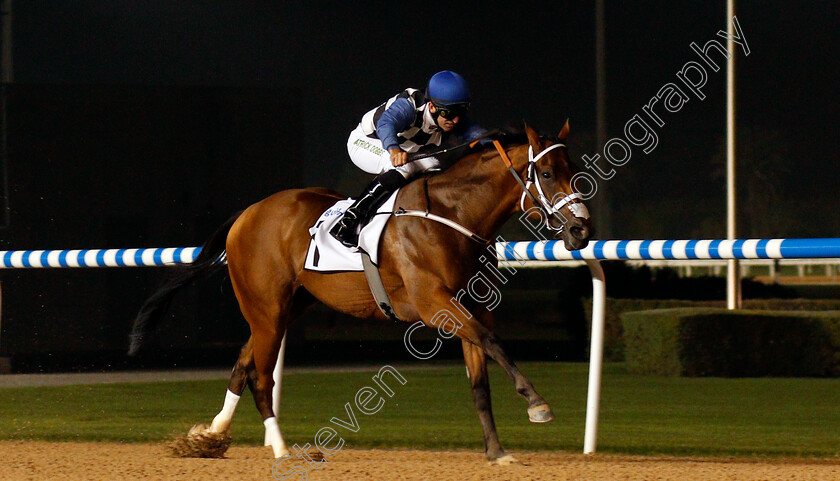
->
[419, 290, 554, 425]
[462, 339, 508, 462]
[479, 330, 555, 423]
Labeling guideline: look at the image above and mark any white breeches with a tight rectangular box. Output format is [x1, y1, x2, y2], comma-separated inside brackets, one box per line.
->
[346, 124, 441, 178]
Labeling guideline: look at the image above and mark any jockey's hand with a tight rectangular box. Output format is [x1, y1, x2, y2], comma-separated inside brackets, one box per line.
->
[389, 148, 408, 167]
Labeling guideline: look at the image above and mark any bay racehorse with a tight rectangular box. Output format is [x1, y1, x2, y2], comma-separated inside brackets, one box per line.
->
[129, 122, 592, 463]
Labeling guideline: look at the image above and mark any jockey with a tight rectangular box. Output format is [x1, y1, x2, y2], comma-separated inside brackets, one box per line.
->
[331, 70, 486, 248]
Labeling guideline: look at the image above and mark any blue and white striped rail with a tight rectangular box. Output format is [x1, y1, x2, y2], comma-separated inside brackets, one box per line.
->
[4, 238, 840, 269]
[0, 247, 201, 269]
[497, 238, 840, 261]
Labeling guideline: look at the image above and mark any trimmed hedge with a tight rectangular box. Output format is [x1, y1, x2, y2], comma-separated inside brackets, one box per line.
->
[623, 308, 840, 377]
[585, 298, 840, 362]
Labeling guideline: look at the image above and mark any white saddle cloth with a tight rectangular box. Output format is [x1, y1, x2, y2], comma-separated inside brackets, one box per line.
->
[304, 190, 399, 272]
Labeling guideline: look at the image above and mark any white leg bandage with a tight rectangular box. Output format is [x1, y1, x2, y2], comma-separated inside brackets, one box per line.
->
[209, 389, 241, 433]
[263, 416, 289, 458]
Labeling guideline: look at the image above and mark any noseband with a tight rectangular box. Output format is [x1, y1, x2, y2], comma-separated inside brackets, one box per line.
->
[492, 140, 589, 232]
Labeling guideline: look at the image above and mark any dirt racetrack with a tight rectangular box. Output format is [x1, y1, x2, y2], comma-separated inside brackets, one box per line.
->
[2, 441, 839, 481]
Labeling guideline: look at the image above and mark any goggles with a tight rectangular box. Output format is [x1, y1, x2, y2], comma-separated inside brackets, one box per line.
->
[435, 103, 469, 120]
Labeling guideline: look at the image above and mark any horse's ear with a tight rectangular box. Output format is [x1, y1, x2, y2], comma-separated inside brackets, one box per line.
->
[525, 124, 542, 152]
[557, 119, 570, 142]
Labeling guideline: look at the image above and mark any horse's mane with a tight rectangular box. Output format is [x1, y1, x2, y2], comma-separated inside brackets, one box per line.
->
[472, 123, 560, 152]
[418, 125, 529, 187]
[424, 123, 577, 187]
[444, 123, 552, 165]
[492, 123, 531, 146]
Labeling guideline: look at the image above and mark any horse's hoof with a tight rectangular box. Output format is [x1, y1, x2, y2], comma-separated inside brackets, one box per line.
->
[488, 454, 519, 466]
[272, 446, 291, 459]
[169, 424, 232, 458]
[527, 403, 555, 423]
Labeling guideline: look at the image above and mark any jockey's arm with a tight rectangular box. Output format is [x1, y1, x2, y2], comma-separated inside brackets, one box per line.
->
[375, 98, 415, 155]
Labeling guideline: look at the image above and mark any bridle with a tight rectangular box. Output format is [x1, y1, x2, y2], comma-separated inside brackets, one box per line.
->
[491, 140, 590, 233]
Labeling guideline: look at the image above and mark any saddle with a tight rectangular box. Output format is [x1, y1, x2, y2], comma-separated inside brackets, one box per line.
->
[304, 191, 400, 272]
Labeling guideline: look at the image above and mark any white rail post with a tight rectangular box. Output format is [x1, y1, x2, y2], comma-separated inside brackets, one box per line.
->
[583, 259, 606, 454]
[725, 0, 741, 309]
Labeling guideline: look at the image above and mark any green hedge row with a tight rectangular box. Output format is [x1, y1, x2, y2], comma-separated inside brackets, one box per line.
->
[585, 298, 840, 362]
[622, 308, 840, 377]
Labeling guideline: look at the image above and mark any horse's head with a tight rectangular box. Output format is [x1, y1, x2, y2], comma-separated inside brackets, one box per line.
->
[518, 122, 593, 250]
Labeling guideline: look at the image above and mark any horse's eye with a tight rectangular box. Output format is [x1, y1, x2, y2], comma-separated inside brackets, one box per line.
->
[541, 171, 552, 179]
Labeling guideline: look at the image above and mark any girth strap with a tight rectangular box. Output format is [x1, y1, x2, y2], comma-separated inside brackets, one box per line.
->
[362, 206, 489, 321]
[361, 251, 401, 321]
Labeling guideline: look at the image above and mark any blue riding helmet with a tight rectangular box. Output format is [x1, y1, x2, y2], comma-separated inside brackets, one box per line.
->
[425, 70, 471, 107]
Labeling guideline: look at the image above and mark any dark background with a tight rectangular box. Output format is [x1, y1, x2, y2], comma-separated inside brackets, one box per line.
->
[0, 2, 837, 370]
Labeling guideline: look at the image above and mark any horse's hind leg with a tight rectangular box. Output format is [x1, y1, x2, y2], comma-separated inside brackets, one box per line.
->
[209, 338, 257, 434]
[224, 201, 320, 458]
[171, 340, 256, 458]
[232, 277, 316, 458]
[247, 316, 288, 457]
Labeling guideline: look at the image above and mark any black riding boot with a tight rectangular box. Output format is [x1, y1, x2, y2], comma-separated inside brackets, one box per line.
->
[330, 170, 407, 248]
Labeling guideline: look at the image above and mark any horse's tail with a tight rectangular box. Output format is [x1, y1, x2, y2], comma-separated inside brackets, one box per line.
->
[127, 211, 243, 356]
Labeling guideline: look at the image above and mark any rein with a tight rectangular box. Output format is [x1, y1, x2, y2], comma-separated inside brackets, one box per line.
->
[406, 129, 501, 162]
[392, 207, 489, 244]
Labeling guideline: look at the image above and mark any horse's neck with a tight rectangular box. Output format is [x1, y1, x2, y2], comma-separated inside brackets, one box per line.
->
[425, 147, 526, 239]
